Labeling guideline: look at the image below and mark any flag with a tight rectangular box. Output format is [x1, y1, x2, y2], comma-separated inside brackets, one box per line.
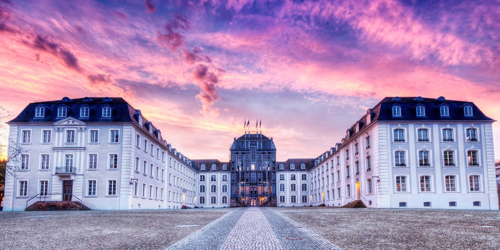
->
[256, 120, 258, 128]
[247, 120, 249, 127]
[244, 119, 246, 128]
[259, 119, 261, 128]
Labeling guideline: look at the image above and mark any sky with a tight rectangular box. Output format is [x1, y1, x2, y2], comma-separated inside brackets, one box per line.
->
[0, 0, 499, 162]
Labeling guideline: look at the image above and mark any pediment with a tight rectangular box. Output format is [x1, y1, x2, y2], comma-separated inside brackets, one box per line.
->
[54, 117, 86, 126]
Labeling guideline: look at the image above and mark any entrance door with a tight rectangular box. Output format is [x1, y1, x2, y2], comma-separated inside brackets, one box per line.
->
[356, 182, 361, 200]
[63, 180, 73, 201]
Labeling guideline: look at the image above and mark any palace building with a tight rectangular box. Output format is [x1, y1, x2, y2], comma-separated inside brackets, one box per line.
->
[2, 96, 499, 211]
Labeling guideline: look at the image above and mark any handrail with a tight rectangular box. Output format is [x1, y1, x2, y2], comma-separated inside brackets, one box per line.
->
[26, 194, 41, 209]
[359, 193, 370, 206]
[25, 193, 86, 210]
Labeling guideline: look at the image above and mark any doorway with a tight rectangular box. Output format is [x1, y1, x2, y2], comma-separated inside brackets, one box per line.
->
[356, 181, 360, 200]
[63, 180, 73, 201]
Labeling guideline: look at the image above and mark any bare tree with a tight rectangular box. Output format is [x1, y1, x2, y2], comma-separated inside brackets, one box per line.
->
[0, 106, 27, 179]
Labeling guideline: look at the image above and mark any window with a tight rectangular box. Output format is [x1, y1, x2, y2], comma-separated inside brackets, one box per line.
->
[367, 179, 373, 194]
[21, 154, 29, 169]
[142, 183, 146, 197]
[291, 184, 296, 191]
[280, 184, 285, 191]
[211, 196, 216, 204]
[19, 181, 28, 196]
[290, 164, 295, 170]
[90, 130, 99, 143]
[201, 164, 206, 171]
[22, 130, 31, 143]
[200, 196, 205, 204]
[200, 175, 205, 181]
[418, 150, 430, 166]
[110, 130, 119, 143]
[338, 188, 341, 199]
[395, 151, 406, 166]
[156, 167, 159, 179]
[336, 156, 340, 165]
[150, 144, 154, 154]
[346, 166, 350, 178]
[469, 175, 480, 191]
[134, 182, 138, 196]
[443, 150, 455, 166]
[354, 143, 359, 155]
[143, 161, 147, 174]
[416, 106, 425, 117]
[394, 129, 405, 142]
[345, 150, 349, 159]
[445, 176, 456, 192]
[149, 185, 152, 198]
[109, 154, 118, 169]
[162, 169, 164, 181]
[420, 176, 431, 192]
[200, 185, 205, 192]
[41, 154, 50, 170]
[280, 196, 285, 203]
[66, 130, 75, 143]
[291, 195, 297, 203]
[417, 129, 429, 142]
[366, 156, 371, 171]
[222, 196, 227, 204]
[366, 136, 371, 148]
[89, 154, 97, 169]
[65, 154, 74, 170]
[346, 185, 351, 197]
[443, 128, 453, 141]
[464, 106, 473, 117]
[399, 202, 407, 208]
[440, 106, 449, 117]
[302, 195, 307, 203]
[144, 139, 148, 152]
[222, 185, 227, 192]
[392, 106, 401, 117]
[301, 164, 306, 170]
[473, 201, 481, 207]
[449, 201, 457, 207]
[80, 107, 89, 117]
[211, 185, 216, 192]
[280, 174, 284, 180]
[155, 187, 158, 199]
[279, 164, 284, 170]
[42, 130, 51, 143]
[222, 175, 227, 181]
[35, 107, 45, 117]
[396, 176, 407, 192]
[302, 184, 307, 191]
[57, 107, 67, 117]
[108, 180, 117, 195]
[291, 174, 296, 180]
[162, 151, 165, 161]
[211, 164, 216, 170]
[355, 161, 359, 174]
[423, 202, 431, 207]
[467, 150, 478, 166]
[88, 180, 96, 196]
[40, 180, 48, 196]
[102, 107, 112, 118]
[302, 174, 307, 180]
[466, 128, 477, 142]
[211, 175, 216, 181]
[337, 171, 340, 181]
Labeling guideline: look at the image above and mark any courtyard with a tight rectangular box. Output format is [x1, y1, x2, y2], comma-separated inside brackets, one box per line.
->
[0, 207, 499, 249]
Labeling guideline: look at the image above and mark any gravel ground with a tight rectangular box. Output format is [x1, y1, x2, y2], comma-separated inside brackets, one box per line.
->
[0, 209, 229, 250]
[274, 207, 500, 250]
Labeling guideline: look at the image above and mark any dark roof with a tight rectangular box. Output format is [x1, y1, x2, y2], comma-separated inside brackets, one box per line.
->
[191, 159, 230, 171]
[230, 133, 276, 151]
[276, 158, 314, 171]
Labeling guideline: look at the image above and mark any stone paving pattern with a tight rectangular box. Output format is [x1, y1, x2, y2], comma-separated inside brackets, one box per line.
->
[168, 207, 341, 250]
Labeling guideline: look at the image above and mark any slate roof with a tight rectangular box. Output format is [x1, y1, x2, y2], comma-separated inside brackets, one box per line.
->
[230, 133, 276, 151]
[276, 158, 314, 171]
[191, 159, 230, 171]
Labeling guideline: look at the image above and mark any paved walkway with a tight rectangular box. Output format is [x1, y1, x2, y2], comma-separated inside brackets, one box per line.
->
[167, 207, 341, 250]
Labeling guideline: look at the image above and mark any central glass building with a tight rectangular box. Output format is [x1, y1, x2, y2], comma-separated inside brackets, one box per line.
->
[230, 132, 277, 206]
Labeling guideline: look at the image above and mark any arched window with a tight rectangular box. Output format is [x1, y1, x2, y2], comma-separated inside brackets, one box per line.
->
[279, 164, 284, 170]
[280, 174, 284, 180]
[200, 175, 205, 181]
[222, 196, 227, 204]
[440, 106, 449, 117]
[417, 128, 429, 142]
[200, 196, 205, 204]
[301, 163, 306, 170]
[280, 183, 285, 191]
[211, 185, 216, 192]
[416, 106, 425, 117]
[211, 196, 216, 204]
[200, 164, 206, 171]
[211, 175, 216, 181]
[290, 164, 295, 170]
[57, 107, 67, 117]
[222, 164, 227, 170]
[80, 107, 89, 117]
[466, 128, 477, 141]
[392, 106, 401, 117]
[291, 174, 296, 180]
[302, 174, 307, 180]
[200, 185, 205, 193]
[418, 150, 430, 166]
[464, 106, 473, 117]
[222, 185, 227, 192]
[35, 107, 45, 118]
[212, 164, 216, 170]
[102, 107, 112, 118]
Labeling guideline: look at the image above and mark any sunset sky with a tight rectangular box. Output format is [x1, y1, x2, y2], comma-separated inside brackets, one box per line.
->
[0, 0, 499, 161]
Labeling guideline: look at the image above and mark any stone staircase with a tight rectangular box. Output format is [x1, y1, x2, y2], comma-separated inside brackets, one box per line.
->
[342, 200, 367, 208]
[26, 201, 91, 211]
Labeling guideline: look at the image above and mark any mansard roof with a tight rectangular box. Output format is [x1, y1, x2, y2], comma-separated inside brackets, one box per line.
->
[191, 159, 230, 171]
[230, 133, 276, 151]
[276, 158, 314, 171]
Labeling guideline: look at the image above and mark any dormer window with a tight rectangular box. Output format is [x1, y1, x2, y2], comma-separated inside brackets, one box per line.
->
[138, 116, 143, 127]
[301, 163, 305, 170]
[35, 107, 45, 118]
[211, 164, 216, 170]
[102, 107, 112, 118]
[279, 164, 284, 170]
[392, 106, 401, 117]
[80, 107, 89, 118]
[57, 107, 67, 118]
[440, 106, 449, 117]
[200, 164, 206, 171]
[290, 164, 295, 170]
[416, 106, 425, 117]
[464, 106, 473, 117]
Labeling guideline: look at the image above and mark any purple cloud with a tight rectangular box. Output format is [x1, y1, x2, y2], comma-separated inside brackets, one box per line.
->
[145, 0, 157, 13]
[156, 14, 190, 52]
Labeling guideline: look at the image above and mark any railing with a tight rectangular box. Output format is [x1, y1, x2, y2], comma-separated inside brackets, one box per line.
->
[55, 167, 77, 174]
[359, 193, 370, 207]
[25, 193, 85, 210]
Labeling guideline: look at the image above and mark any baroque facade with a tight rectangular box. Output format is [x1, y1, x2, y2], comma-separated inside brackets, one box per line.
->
[2, 96, 499, 211]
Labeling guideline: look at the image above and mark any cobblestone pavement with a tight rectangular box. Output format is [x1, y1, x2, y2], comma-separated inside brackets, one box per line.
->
[167, 207, 341, 250]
